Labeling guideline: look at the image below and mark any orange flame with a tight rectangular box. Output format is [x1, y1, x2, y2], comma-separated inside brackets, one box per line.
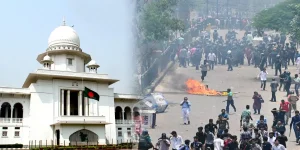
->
[185, 79, 222, 95]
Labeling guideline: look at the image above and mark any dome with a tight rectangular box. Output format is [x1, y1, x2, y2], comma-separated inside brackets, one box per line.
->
[43, 55, 51, 61]
[48, 25, 80, 48]
[87, 60, 99, 67]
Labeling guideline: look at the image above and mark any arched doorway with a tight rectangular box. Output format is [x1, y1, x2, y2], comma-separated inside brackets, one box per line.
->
[0, 102, 12, 118]
[115, 106, 123, 124]
[69, 129, 98, 145]
[124, 107, 132, 120]
[13, 103, 23, 118]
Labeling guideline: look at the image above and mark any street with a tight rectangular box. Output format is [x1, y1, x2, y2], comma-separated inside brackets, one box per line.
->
[147, 30, 300, 149]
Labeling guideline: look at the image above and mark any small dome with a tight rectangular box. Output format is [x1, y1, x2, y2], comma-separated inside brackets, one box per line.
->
[48, 25, 80, 48]
[43, 55, 51, 61]
[87, 60, 99, 67]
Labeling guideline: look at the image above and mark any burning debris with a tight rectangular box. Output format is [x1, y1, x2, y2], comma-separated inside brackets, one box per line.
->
[185, 79, 226, 96]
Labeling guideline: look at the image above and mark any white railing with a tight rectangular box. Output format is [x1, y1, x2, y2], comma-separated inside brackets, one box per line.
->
[0, 118, 23, 123]
[115, 119, 134, 124]
[12, 118, 23, 123]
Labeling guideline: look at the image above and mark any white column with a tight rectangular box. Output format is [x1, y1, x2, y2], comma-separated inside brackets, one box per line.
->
[78, 91, 82, 116]
[61, 90, 64, 116]
[122, 111, 125, 124]
[84, 97, 88, 116]
[67, 90, 70, 116]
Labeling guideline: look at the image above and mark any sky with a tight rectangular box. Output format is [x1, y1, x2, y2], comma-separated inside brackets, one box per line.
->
[0, 0, 135, 94]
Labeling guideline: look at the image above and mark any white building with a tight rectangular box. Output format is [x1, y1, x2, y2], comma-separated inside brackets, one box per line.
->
[0, 19, 148, 146]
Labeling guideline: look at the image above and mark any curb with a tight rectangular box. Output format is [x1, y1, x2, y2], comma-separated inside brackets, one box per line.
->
[144, 61, 176, 94]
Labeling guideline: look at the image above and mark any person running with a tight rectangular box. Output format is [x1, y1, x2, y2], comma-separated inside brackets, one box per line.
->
[216, 115, 229, 135]
[240, 105, 253, 127]
[270, 78, 279, 102]
[279, 99, 290, 125]
[225, 88, 236, 113]
[200, 60, 209, 81]
[258, 68, 268, 90]
[205, 119, 218, 135]
[289, 110, 300, 143]
[180, 97, 191, 125]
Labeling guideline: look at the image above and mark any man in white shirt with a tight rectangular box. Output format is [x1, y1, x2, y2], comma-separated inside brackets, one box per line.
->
[258, 68, 268, 90]
[170, 131, 183, 150]
[214, 134, 224, 150]
[207, 51, 216, 70]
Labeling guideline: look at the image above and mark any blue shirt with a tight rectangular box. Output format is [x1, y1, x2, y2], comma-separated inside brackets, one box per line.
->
[181, 101, 191, 109]
[290, 115, 300, 127]
[220, 113, 229, 119]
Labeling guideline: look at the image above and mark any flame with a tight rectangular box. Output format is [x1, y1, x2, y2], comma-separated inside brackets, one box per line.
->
[185, 79, 222, 95]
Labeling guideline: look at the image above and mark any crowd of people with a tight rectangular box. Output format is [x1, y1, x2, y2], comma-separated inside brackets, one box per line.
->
[136, 14, 300, 149]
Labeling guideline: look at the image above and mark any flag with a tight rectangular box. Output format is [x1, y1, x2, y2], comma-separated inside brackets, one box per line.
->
[83, 87, 99, 101]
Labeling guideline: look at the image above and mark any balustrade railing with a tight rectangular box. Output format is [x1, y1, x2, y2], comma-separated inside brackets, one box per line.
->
[115, 119, 134, 124]
[0, 118, 23, 123]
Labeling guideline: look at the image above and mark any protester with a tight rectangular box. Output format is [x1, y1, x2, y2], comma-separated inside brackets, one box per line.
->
[287, 91, 299, 112]
[258, 68, 268, 90]
[270, 78, 279, 102]
[252, 91, 263, 115]
[180, 97, 191, 125]
[170, 131, 183, 150]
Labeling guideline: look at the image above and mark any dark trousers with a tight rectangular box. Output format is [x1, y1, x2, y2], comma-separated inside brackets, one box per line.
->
[279, 82, 285, 91]
[261, 80, 266, 90]
[275, 67, 281, 76]
[271, 91, 276, 102]
[205, 144, 214, 150]
[226, 100, 236, 113]
[285, 84, 291, 96]
[254, 108, 261, 114]
[227, 64, 233, 71]
[201, 71, 207, 81]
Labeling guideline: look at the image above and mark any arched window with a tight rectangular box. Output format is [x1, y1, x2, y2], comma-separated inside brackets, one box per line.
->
[0, 102, 11, 118]
[124, 107, 132, 120]
[115, 106, 123, 120]
[13, 103, 23, 118]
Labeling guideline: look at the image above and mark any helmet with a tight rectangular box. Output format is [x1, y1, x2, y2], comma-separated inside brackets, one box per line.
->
[227, 50, 232, 54]
[184, 97, 188, 100]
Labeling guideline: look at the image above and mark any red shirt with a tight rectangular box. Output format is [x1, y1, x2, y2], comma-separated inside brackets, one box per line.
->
[280, 102, 290, 111]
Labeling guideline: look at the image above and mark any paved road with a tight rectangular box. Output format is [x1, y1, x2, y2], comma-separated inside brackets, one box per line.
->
[147, 30, 300, 149]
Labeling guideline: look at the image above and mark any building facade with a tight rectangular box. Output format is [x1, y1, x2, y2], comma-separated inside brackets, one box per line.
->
[0, 19, 143, 146]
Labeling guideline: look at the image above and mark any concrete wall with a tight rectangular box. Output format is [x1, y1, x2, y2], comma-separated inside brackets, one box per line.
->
[51, 54, 85, 72]
[0, 96, 30, 145]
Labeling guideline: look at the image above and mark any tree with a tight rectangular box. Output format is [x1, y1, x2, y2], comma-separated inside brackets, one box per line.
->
[138, 0, 185, 71]
[252, 0, 298, 33]
[290, 4, 300, 42]
[140, 0, 184, 42]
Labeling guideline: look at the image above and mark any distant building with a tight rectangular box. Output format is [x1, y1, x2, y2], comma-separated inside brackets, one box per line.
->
[0, 19, 151, 146]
